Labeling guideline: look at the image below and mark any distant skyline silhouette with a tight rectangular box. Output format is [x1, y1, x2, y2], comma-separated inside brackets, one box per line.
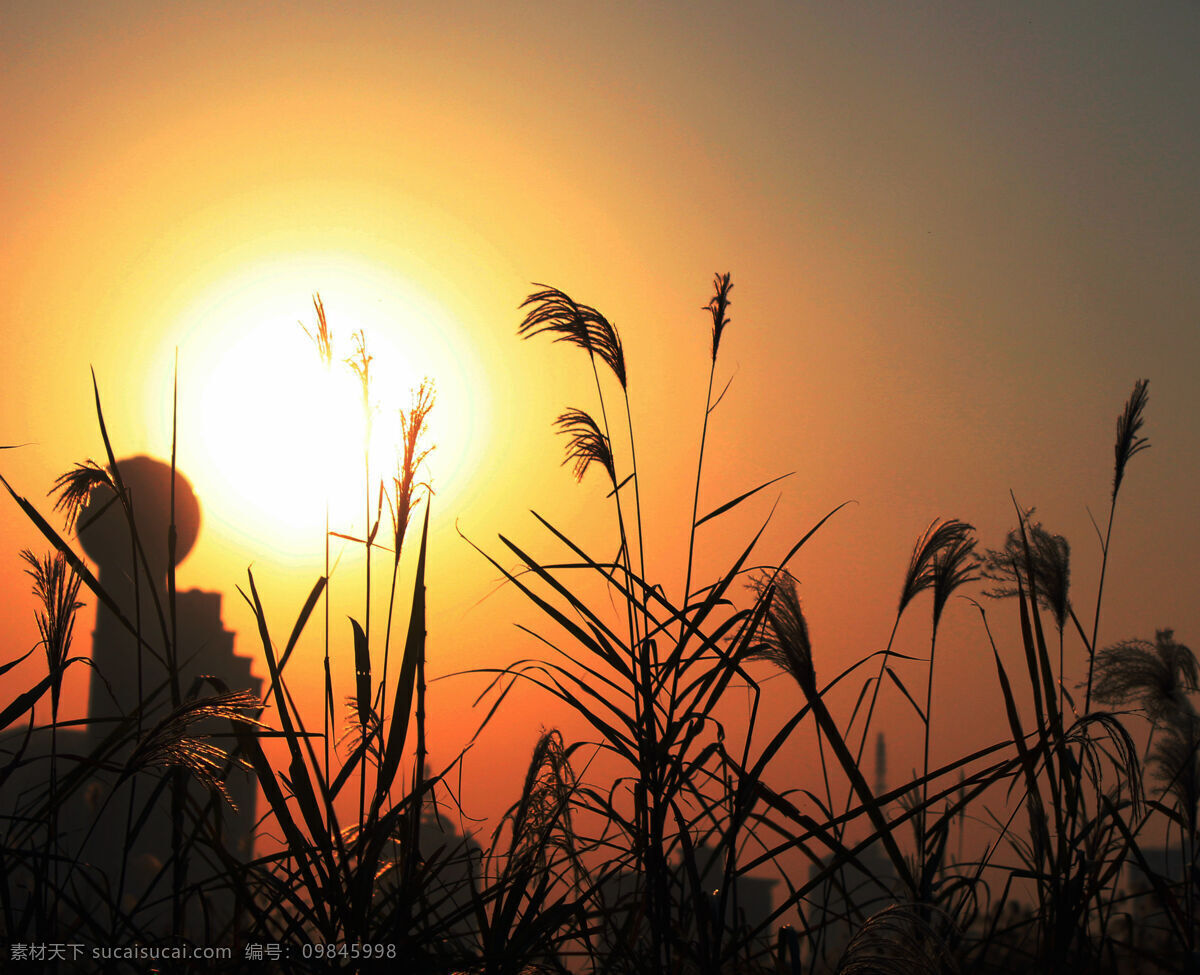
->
[2, 3, 1198, 971]
[4, 456, 260, 938]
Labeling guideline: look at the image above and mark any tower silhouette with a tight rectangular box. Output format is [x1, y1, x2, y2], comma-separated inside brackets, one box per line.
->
[77, 456, 258, 728]
[73, 456, 260, 932]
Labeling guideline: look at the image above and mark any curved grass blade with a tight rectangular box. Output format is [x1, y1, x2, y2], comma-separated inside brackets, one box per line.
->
[694, 472, 793, 529]
[886, 666, 926, 723]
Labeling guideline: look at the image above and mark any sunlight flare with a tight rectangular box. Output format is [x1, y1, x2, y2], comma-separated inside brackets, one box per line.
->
[149, 256, 485, 555]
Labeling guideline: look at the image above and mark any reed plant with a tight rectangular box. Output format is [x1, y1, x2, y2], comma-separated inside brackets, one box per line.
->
[0, 280, 1192, 975]
[301, 293, 335, 787]
[0, 349, 472, 969]
[471, 276, 967, 973]
[473, 280, 1186, 975]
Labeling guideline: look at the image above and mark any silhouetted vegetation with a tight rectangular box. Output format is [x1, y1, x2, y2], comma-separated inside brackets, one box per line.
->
[0, 280, 1191, 973]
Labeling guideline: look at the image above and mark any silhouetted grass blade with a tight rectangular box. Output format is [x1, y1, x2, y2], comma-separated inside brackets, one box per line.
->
[376, 501, 429, 804]
[693, 472, 793, 529]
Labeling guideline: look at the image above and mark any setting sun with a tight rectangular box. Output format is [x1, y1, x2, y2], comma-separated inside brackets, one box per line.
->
[146, 256, 487, 557]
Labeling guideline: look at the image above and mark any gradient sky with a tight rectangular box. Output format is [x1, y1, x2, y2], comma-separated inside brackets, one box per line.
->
[3, 1, 1198, 826]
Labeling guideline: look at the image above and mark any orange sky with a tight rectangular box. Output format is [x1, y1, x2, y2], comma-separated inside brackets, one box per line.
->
[3, 1, 1199, 833]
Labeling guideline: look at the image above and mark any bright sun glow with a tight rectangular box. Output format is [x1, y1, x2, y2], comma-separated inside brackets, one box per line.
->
[150, 255, 487, 557]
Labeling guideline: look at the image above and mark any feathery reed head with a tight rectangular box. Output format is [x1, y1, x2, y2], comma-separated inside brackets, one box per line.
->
[505, 728, 579, 868]
[983, 517, 1071, 632]
[705, 272, 733, 362]
[1147, 706, 1200, 822]
[20, 549, 83, 708]
[519, 286, 586, 346]
[898, 519, 977, 621]
[931, 531, 979, 631]
[836, 903, 960, 975]
[123, 690, 261, 806]
[1093, 629, 1199, 722]
[51, 460, 114, 532]
[338, 696, 384, 764]
[346, 328, 373, 409]
[302, 292, 333, 368]
[750, 570, 816, 695]
[519, 285, 627, 389]
[1113, 378, 1150, 499]
[389, 379, 435, 560]
[554, 408, 616, 485]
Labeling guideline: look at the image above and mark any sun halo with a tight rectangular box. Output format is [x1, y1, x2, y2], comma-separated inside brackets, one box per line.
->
[148, 260, 482, 559]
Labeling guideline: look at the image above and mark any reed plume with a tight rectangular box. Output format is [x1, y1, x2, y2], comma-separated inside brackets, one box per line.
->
[302, 292, 333, 367]
[836, 903, 960, 975]
[20, 547, 85, 911]
[505, 729, 580, 873]
[851, 519, 976, 812]
[346, 328, 373, 408]
[554, 408, 616, 486]
[683, 273, 733, 630]
[51, 460, 114, 532]
[517, 284, 642, 658]
[389, 380, 435, 561]
[1087, 379, 1152, 711]
[519, 285, 627, 389]
[1093, 629, 1198, 723]
[121, 689, 261, 806]
[338, 692, 384, 765]
[752, 569, 915, 896]
[1113, 378, 1150, 500]
[929, 530, 979, 634]
[379, 381, 435, 791]
[916, 522, 977, 895]
[749, 569, 815, 694]
[20, 549, 84, 716]
[898, 519, 977, 625]
[1147, 708, 1200, 827]
[983, 518, 1071, 634]
[706, 272, 733, 362]
[301, 292, 337, 790]
[347, 327, 376, 827]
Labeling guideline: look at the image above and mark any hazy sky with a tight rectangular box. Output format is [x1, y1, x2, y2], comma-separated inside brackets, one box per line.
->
[3, 1, 1198, 819]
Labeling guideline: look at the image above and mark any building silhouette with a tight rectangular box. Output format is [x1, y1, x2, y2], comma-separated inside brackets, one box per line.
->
[804, 732, 900, 972]
[2, 456, 260, 940]
[594, 840, 777, 968]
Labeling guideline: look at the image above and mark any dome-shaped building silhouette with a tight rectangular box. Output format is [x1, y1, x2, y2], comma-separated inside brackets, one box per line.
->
[1, 457, 262, 941]
[77, 456, 256, 726]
